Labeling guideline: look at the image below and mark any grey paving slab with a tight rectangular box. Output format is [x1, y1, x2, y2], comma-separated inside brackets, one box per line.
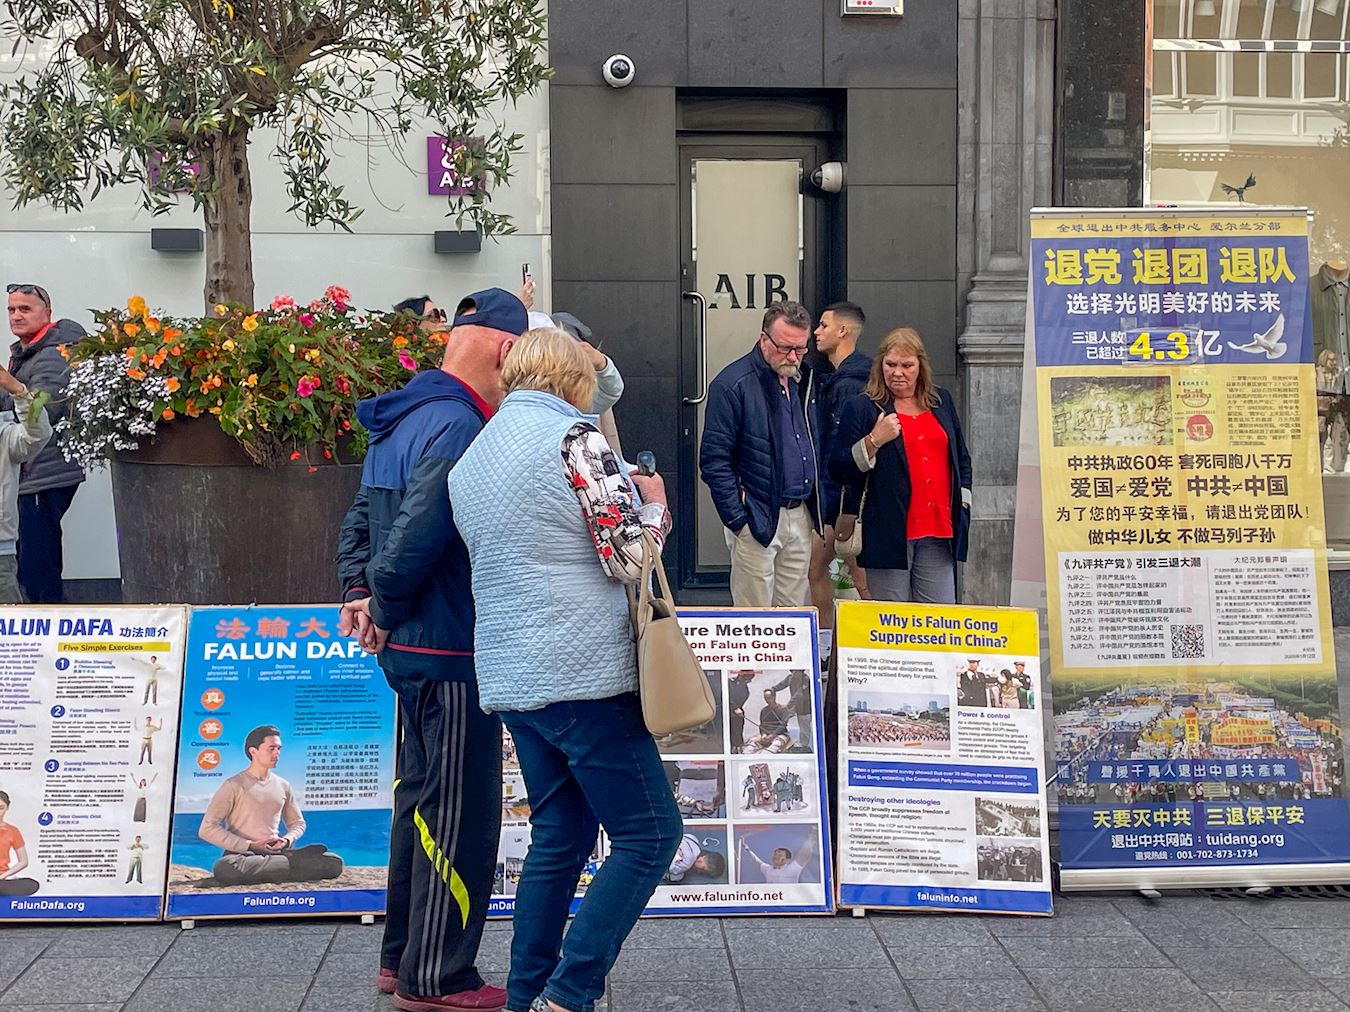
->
[1321, 980, 1350, 1005]
[300, 985, 394, 1012]
[474, 928, 513, 973]
[608, 946, 733, 982]
[152, 929, 332, 977]
[1022, 968, 1218, 1012]
[315, 950, 380, 985]
[330, 922, 384, 952]
[1166, 944, 1320, 989]
[0, 955, 158, 1006]
[124, 975, 312, 1012]
[1207, 990, 1349, 1012]
[1113, 898, 1256, 948]
[1226, 899, 1350, 930]
[44, 924, 179, 958]
[736, 967, 914, 1012]
[720, 913, 873, 930]
[177, 920, 338, 937]
[624, 917, 725, 947]
[0, 936, 48, 991]
[726, 927, 892, 970]
[906, 978, 1049, 1012]
[609, 980, 742, 1012]
[997, 935, 1171, 968]
[986, 899, 1142, 938]
[1261, 929, 1350, 979]
[0, 1006, 122, 1012]
[872, 914, 996, 947]
[893, 944, 1023, 981]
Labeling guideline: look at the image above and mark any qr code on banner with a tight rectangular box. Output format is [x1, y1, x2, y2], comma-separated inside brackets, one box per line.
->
[1170, 624, 1206, 659]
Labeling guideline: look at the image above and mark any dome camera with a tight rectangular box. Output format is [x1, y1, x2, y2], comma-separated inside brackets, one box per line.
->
[602, 54, 635, 89]
[811, 162, 846, 194]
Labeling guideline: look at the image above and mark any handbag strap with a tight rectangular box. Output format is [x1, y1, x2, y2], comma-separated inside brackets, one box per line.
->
[629, 527, 667, 635]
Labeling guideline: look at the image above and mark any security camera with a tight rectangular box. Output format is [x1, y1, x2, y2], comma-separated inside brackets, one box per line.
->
[811, 162, 846, 194]
[602, 54, 635, 89]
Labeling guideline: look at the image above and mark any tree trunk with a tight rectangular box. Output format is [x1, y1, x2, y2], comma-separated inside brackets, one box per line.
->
[200, 127, 255, 311]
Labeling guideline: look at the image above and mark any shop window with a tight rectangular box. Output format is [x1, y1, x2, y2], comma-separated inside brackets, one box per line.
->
[1154, 0, 1350, 41]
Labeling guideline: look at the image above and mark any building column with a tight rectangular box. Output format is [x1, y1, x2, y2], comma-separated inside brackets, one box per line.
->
[957, 0, 1056, 605]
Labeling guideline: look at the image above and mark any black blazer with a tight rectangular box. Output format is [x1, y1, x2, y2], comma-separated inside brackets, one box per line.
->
[828, 387, 973, 570]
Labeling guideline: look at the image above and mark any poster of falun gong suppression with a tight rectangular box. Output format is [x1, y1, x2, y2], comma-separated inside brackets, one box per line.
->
[0, 607, 187, 921]
[490, 608, 834, 918]
[167, 606, 395, 919]
[834, 601, 1052, 915]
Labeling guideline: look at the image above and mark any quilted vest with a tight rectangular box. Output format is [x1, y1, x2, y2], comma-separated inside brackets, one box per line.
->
[447, 389, 638, 713]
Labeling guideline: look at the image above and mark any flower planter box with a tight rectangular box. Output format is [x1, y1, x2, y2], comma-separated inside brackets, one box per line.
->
[111, 417, 361, 604]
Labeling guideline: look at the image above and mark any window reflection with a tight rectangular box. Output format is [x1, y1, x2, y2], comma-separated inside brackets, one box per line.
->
[1154, 0, 1350, 41]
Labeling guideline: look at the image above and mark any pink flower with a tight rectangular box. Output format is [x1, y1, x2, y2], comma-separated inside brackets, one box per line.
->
[270, 295, 296, 312]
[298, 313, 317, 329]
[296, 377, 317, 397]
[325, 284, 351, 305]
[398, 350, 417, 372]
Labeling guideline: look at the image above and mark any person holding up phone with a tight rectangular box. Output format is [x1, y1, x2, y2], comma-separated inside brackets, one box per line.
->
[829, 327, 971, 604]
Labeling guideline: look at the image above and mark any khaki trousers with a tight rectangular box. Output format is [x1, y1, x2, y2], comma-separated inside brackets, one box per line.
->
[726, 506, 813, 608]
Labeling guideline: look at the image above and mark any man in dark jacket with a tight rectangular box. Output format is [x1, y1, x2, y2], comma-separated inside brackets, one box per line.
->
[700, 301, 820, 608]
[4, 285, 85, 603]
[335, 288, 525, 1012]
[806, 302, 872, 624]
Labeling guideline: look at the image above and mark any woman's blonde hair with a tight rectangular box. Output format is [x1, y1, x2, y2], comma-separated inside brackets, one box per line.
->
[502, 327, 597, 410]
[864, 327, 938, 409]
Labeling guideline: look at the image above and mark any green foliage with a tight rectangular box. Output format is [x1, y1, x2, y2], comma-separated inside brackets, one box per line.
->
[0, 0, 550, 237]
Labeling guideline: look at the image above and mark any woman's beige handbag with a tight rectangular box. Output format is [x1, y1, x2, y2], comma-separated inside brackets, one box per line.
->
[836, 486, 866, 559]
[629, 528, 716, 736]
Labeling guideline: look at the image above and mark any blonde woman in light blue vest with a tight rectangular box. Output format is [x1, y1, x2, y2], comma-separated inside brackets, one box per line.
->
[448, 328, 682, 1012]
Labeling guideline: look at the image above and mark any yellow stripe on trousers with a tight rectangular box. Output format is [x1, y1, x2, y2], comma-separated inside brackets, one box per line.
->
[413, 805, 470, 929]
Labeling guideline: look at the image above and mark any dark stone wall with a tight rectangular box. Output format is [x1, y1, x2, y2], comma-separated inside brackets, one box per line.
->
[547, 1, 962, 531]
[1056, 0, 1146, 207]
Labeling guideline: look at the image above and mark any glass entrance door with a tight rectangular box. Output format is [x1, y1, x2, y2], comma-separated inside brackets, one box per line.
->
[677, 139, 829, 590]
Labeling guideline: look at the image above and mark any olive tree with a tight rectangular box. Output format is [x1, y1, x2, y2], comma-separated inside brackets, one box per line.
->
[0, 0, 549, 308]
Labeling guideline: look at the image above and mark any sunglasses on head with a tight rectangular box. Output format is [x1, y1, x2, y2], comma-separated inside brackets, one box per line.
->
[425, 307, 447, 322]
[6, 284, 49, 308]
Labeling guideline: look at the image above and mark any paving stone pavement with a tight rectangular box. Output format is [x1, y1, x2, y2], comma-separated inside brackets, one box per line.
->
[7, 893, 1350, 1010]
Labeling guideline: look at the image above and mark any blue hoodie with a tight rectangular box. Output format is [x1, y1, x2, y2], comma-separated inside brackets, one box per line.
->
[335, 370, 489, 680]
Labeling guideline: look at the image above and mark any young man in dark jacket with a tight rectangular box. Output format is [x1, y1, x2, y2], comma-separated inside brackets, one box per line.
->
[336, 288, 525, 1012]
[4, 285, 85, 603]
[700, 301, 821, 608]
[807, 302, 872, 623]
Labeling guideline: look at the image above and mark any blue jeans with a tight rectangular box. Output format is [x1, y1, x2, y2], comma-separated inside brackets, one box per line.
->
[868, 537, 957, 604]
[500, 693, 682, 1012]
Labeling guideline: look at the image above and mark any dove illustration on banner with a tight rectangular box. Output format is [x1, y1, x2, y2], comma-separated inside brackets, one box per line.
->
[1226, 314, 1287, 359]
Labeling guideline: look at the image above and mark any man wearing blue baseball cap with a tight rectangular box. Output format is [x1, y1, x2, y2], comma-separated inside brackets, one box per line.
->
[336, 288, 526, 1012]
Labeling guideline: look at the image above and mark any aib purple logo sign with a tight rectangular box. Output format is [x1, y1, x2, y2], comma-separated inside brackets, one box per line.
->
[427, 136, 480, 196]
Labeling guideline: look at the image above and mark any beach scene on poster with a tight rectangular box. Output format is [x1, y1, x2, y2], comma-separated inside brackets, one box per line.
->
[834, 601, 1052, 915]
[166, 606, 395, 918]
[0, 607, 186, 920]
[489, 609, 832, 918]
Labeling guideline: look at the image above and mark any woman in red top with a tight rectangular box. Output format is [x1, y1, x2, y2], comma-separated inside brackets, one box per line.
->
[829, 328, 972, 603]
[0, 790, 40, 896]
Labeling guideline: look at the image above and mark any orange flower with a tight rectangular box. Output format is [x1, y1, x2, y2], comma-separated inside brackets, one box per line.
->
[127, 368, 146, 380]
[161, 408, 175, 420]
[245, 373, 258, 387]
[145, 317, 161, 335]
[199, 378, 213, 394]
[127, 295, 148, 317]
[151, 349, 167, 368]
[185, 399, 201, 417]
[170, 344, 183, 356]
[165, 377, 180, 393]
[392, 336, 408, 348]
[123, 322, 141, 337]
[163, 327, 183, 341]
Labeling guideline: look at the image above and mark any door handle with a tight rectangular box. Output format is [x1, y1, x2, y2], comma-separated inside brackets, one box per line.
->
[682, 290, 708, 406]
